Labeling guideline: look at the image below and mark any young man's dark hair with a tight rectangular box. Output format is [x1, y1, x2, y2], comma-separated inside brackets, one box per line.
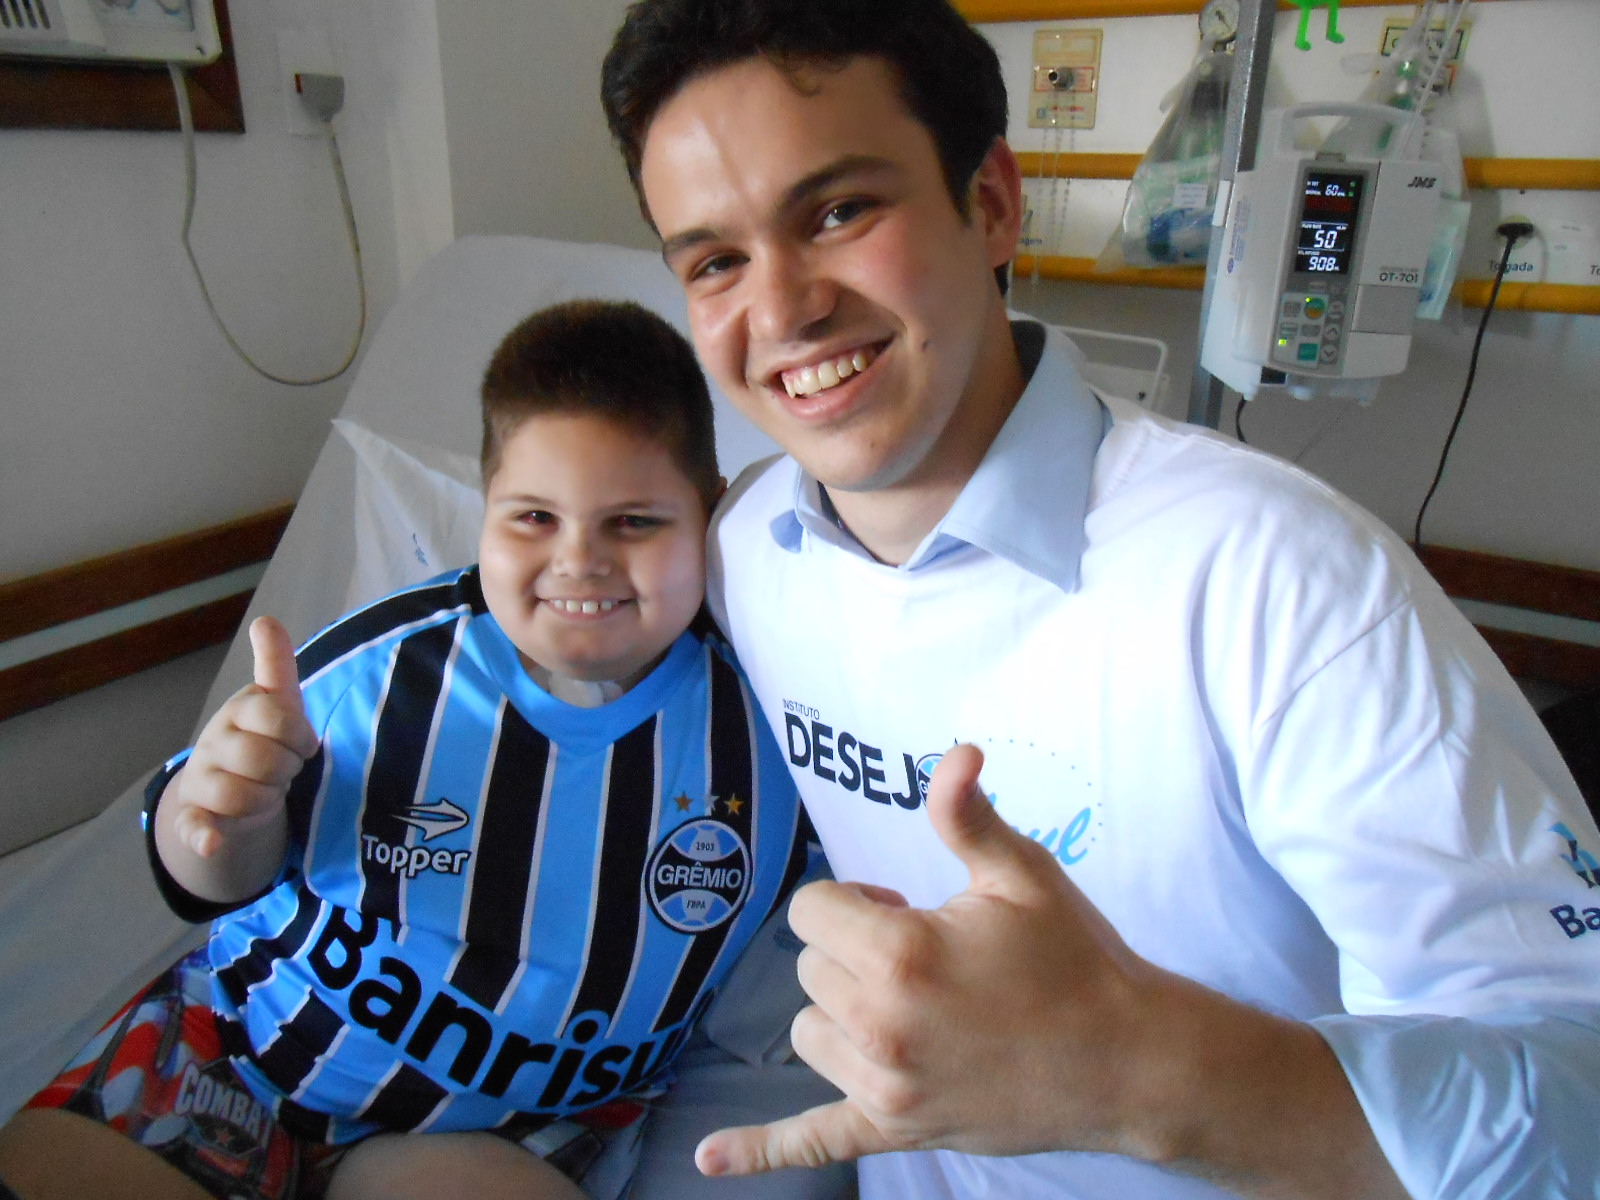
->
[480, 298, 720, 505]
[601, 0, 1008, 227]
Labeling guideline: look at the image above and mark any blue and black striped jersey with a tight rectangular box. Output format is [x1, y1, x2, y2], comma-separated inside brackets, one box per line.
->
[144, 567, 805, 1143]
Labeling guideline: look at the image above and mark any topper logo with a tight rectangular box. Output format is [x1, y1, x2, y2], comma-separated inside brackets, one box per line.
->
[1408, 176, 1438, 189]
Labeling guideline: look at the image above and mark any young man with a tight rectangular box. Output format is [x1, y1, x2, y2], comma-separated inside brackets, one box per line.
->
[601, 2, 1600, 1199]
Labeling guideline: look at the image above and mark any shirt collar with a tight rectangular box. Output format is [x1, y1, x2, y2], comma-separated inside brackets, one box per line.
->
[769, 320, 1105, 591]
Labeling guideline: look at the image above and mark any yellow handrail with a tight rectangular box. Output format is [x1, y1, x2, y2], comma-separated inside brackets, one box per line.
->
[1012, 255, 1600, 313]
[958, 0, 1514, 20]
[1017, 153, 1600, 192]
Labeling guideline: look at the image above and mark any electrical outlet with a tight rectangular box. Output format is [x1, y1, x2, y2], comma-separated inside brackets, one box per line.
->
[278, 28, 337, 137]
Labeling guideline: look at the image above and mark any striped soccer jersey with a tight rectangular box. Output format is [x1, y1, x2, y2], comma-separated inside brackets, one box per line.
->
[143, 567, 805, 1143]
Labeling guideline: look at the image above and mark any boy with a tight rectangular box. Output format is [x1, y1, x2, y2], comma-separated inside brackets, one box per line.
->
[0, 300, 806, 1200]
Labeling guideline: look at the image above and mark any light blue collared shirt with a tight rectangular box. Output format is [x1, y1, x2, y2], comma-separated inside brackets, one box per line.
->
[767, 321, 1106, 593]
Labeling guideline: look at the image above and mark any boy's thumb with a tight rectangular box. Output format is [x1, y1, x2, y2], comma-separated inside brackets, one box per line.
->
[249, 616, 302, 701]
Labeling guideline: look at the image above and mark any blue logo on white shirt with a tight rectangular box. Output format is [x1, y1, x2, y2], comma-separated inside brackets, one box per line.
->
[1552, 822, 1599, 889]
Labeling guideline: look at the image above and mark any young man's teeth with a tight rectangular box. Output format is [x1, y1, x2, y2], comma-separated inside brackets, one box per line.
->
[551, 599, 617, 614]
[785, 349, 874, 398]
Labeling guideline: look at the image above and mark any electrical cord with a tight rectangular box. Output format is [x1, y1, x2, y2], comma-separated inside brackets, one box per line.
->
[1234, 393, 1248, 444]
[166, 63, 367, 387]
[1410, 218, 1532, 549]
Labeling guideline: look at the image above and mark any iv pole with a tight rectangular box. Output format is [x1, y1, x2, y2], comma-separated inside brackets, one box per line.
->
[1187, 0, 1277, 429]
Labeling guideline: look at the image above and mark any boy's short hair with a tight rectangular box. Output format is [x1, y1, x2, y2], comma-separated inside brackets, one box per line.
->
[601, 0, 1008, 226]
[480, 299, 719, 505]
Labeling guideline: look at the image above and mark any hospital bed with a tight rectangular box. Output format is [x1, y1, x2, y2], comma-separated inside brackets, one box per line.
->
[0, 234, 1170, 1195]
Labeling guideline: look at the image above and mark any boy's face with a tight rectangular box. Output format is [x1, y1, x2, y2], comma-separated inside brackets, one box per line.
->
[638, 55, 1020, 498]
[479, 413, 708, 688]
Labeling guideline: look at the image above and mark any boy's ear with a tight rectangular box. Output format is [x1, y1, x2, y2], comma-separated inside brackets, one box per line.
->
[713, 476, 729, 506]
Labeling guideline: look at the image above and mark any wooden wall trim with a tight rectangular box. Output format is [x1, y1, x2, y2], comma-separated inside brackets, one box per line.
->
[0, 504, 293, 645]
[1415, 545, 1600, 625]
[0, 594, 252, 724]
[1475, 628, 1600, 693]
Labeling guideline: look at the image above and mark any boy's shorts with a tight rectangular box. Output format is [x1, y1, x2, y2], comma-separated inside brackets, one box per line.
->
[25, 947, 648, 1200]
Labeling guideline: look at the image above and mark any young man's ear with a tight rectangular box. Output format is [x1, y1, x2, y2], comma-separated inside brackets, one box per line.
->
[970, 137, 1025, 271]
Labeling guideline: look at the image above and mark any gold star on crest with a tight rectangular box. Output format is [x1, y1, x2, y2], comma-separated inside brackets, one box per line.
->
[673, 793, 694, 812]
[722, 795, 745, 816]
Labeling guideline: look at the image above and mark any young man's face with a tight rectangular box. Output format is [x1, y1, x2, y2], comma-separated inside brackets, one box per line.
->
[479, 413, 708, 688]
[638, 56, 1021, 499]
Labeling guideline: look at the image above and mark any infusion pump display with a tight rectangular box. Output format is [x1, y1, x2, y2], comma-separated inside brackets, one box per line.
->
[1197, 101, 1442, 400]
[1295, 171, 1364, 276]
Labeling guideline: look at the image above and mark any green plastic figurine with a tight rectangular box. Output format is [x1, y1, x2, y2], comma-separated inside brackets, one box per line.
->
[1294, 0, 1345, 51]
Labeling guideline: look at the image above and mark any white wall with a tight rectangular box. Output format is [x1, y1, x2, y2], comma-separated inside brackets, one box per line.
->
[435, 0, 652, 251]
[0, 0, 455, 848]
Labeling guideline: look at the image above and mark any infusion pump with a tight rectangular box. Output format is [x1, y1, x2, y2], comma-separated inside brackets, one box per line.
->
[1201, 103, 1443, 401]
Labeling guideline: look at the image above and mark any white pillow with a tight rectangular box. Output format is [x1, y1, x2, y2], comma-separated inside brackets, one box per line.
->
[335, 419, 485, 612]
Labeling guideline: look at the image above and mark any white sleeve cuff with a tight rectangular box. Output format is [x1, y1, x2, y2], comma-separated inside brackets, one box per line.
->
[1312, 1006, 1600, 1199]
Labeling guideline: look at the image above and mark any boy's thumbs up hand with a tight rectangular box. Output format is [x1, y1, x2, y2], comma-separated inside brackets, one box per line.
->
[168, 617, 316, 860]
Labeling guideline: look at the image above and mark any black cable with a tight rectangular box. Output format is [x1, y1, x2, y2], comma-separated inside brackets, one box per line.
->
[1410, 221, 1531, 550]
[1235, 394, 1249, 444]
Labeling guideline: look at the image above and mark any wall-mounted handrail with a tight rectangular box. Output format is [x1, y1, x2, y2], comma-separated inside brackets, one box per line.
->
[958, 0, 1514, 21]
[1017, 153, 1600, 193]
[1013, 253, 1600, 314]
[0, 506, 292, 721]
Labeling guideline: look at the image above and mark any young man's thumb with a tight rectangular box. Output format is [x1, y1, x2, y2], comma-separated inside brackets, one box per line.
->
[923, 743, 1046, 895]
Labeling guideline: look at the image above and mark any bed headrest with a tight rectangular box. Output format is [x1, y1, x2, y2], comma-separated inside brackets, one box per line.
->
[340, 235, 779, 476]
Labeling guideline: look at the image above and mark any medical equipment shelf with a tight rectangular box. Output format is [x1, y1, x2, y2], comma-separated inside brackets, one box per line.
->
[1013, 253, 1600, 313]
[1017, 153, 1600, 193]
[959, 0, 1514, 19]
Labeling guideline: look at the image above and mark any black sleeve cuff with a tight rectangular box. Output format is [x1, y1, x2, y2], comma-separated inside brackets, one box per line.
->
[141, 760, 268, 925]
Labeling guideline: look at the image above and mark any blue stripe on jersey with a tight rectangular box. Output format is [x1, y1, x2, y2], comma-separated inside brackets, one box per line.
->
[560, 714, 661, 1038]
[296, 575, 482, 685]
[214, 881, 325, 1009]
[358, 1063, 449, 1133]
[283, 749, 325, 863]
[650, 648, 755, 1032]
[358, 619, 465, 922]
[448, 697, 551, 1012]
[253, 991, 344, 1098]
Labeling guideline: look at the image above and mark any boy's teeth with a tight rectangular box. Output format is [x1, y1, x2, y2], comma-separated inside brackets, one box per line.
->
[551, 599, 617, 614]
[784, 347, 875, 398]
